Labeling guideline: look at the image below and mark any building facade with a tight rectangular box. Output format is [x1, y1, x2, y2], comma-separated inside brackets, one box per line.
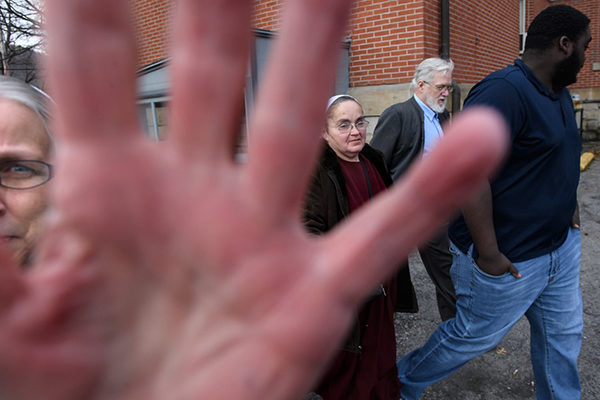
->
[133, 0, 600, 137]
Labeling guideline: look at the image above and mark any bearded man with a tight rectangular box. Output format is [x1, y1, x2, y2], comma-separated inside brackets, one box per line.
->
[371, 57, 457, 322]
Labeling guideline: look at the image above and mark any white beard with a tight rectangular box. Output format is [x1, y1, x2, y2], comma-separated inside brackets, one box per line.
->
[425, 96, 447, 114]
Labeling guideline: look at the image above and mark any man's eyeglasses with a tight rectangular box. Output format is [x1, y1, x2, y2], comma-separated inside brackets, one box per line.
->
[424, 81, 454, 93]
[0, 160, 53, 190]
[335, 119, 369, 134]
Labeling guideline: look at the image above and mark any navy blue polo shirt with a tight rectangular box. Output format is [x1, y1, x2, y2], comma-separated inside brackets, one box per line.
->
[449, 59, 581, 262]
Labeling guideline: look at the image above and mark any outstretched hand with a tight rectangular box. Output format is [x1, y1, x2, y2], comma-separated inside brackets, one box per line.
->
[0, 0, 508, 399]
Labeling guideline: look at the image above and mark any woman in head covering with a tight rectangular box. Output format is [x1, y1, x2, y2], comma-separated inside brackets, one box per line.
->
[304, 95, 417, 399]
[0, 76, 53, 267]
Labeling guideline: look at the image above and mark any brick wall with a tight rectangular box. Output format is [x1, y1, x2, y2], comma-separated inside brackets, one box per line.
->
[252, 0, 282, 31]
[252, 0, 440, 86]
[133, 0, 599, 92]
[448, 0, 518, 84]
[132, 0, 174, 68]
[349, 0, 429, 86]
[252, 0, 519, 86]
[252, 0, 599, 90]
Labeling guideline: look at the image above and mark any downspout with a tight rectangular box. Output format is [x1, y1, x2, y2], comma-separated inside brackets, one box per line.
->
[440, 0, 450, 60]
[440, 0, 461, 115]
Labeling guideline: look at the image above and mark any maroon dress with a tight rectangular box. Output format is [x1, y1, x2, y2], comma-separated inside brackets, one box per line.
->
[314, 154, 401, 400]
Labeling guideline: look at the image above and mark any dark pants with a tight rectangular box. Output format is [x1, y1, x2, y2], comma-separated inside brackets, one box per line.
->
[417, 226, 457, 321]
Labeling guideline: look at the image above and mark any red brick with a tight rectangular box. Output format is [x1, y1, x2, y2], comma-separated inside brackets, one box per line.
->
[134, 0, 600, 89]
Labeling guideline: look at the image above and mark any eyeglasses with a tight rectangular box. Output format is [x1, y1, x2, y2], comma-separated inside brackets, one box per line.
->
[0, 160, 53, 190]
[335, 119, 369, 134]
[424, 81, 454, 93]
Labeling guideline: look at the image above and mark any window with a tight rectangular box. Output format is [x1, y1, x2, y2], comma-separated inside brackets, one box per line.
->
[138, 98, 169, 141]
[136, 58, 171, 140]
[135, 30, 350, 151]
[519, 0, 527, 54]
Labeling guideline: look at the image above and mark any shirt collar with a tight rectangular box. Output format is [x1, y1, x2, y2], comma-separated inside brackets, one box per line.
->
[413, 94, 438, 122]
[514, 59, 562, 100]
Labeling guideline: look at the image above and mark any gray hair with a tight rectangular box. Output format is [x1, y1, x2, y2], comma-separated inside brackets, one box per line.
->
[0, 75, 52, 137]
[410, 58, 454, 92]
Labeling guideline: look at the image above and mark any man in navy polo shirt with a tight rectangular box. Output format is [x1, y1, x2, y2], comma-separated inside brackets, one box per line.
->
[397, 5, 591, 400]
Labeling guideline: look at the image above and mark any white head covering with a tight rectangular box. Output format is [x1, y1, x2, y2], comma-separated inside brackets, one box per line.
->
[326, 94, 359, 111]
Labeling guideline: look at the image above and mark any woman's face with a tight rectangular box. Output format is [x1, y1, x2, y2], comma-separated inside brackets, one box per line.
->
[0, 99, 51, 265]
[324, 100, 366, 162]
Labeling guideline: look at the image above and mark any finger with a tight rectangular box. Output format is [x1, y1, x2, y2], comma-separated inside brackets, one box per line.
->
[245, 0, 352, 215]
[571, 205, 580, 228]
[45, 0, 139, 141]
[509, 264, 522, 279]
[323, 107, 509, 303]
[168, 0, 253, 161]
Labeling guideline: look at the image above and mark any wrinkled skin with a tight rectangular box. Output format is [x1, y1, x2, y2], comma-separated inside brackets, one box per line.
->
[0, 1, 508, 399]
[0, 100, 51, 266]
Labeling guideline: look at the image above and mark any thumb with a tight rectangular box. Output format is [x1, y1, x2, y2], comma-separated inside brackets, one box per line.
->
[509, 264, 521, 279]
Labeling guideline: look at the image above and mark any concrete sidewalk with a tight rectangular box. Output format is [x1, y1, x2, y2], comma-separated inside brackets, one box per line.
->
[394, 141, 600, 399]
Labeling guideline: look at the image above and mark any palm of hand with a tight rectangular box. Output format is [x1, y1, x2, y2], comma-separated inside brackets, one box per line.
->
[1, 140, 340, 399]
[0, 1, 507, 399]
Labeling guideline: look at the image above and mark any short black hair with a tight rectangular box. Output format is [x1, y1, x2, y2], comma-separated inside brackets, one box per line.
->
[525, 5, 590, 51]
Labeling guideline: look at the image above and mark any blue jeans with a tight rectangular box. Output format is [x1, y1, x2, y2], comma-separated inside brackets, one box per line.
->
[397, 228, 582, 400]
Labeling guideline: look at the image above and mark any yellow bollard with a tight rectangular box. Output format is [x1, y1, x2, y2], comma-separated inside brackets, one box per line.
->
[580, 152, 595, 171]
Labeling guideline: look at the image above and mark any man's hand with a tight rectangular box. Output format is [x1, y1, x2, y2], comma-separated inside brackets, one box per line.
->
[477, 251, 521, 278]
[571, 203, 580, 229]
[0, 1, 508, 399]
